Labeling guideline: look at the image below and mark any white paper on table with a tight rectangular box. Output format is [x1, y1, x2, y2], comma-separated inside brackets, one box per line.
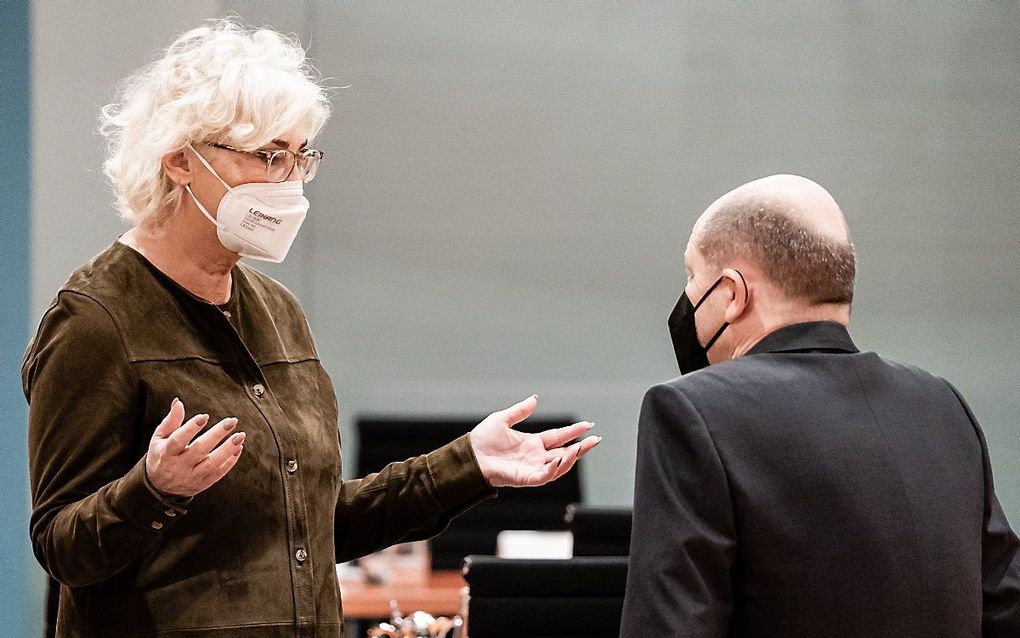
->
[495, 530, 574, 559]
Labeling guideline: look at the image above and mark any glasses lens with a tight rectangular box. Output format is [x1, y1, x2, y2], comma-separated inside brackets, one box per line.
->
[298, 150, 322, 183]
[267, 151, 296, 183]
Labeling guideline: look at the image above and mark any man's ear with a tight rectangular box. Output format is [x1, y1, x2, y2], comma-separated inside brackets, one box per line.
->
[721, 268, 749, 323]
[161, 147, 191, 187]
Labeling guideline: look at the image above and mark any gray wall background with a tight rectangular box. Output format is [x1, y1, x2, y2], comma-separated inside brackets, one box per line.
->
[26, 1, 1019, 626]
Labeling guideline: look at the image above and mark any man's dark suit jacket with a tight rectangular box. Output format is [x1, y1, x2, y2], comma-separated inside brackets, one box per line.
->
[620, 321, 1020, 637]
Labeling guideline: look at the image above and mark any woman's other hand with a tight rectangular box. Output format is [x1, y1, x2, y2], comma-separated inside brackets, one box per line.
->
[145, 398, 245, 498]
[469, 395, 601, 488]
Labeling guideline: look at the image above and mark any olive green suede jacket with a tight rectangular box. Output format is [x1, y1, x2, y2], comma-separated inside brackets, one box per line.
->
[23, 241, 494, 637]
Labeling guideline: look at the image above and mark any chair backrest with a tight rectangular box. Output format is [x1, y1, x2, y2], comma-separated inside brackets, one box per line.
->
[565, 504, 633, 556]
[462, 555, 628, 637]
[355, 415, 582, 569]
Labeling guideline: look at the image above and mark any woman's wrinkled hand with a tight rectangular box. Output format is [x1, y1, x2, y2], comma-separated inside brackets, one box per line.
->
[469, 395, 601, 488]
[145, 397, 245, 498]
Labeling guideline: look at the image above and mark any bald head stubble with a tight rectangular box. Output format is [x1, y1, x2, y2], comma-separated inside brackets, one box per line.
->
[697, 198, 857, 306]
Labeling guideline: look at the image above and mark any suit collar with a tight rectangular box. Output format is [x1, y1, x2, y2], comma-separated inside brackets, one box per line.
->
[746, 321, 859, 356]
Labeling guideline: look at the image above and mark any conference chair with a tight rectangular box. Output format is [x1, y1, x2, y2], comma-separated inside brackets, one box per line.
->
[564, 504, 632, 556]
[355, 415, 583, 569]
[462, 555, 628, 637]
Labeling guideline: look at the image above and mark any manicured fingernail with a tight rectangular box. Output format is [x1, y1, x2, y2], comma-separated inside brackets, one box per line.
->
[171, 397, 180, 407]
[587, 422, 595, 429]
[232, 432, 245, 445]
[531, 393, 539, 400]
[197, 414, 210, 425]
[224, 419, 237, 431]
[594, 436, 603, 445]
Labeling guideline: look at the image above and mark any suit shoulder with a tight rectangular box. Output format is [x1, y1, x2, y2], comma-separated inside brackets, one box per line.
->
[58, 243, 140, 306]
[643, 378, 695, 406]
[237, 263, 304, 312]
[648, 359, 761, 404]
[881, 355, 951, 386]
[860, 351, 963, 399]
[23, 289, 126, 401]
[235, 264, 318, 357]
[37, 244, 148, 346]
[640, 379, 711, 428]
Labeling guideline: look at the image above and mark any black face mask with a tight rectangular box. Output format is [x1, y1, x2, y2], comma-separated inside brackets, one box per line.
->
[668, 271, 746, 374]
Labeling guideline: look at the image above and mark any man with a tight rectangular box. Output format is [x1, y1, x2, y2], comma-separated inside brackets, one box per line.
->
[620, 175, 1020, 636]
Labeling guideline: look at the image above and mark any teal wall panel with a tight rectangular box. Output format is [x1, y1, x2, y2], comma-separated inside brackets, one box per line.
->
[0, 0, 37, 635]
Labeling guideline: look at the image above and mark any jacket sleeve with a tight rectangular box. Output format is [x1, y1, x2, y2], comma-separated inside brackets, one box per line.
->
[23, 292, 188, 588]
[333, 433, 496, 562]
[619, 382, 736, 637]
[946, 382, 1020, 637]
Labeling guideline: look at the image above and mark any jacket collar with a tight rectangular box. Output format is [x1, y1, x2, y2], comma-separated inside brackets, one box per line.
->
[746, 321, 859, 356]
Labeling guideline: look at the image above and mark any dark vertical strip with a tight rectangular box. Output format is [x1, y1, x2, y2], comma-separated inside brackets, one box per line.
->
[0, 0, 34, 635]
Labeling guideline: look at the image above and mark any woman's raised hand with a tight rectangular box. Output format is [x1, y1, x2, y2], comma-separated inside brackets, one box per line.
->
[469, 395, 601, 488]
[145, 398, 245, 498]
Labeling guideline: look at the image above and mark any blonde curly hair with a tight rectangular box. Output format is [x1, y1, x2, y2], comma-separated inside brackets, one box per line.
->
[99, 18, 331, 225]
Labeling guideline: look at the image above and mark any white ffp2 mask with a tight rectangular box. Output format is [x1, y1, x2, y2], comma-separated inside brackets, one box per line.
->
[185, 143, 309, 263]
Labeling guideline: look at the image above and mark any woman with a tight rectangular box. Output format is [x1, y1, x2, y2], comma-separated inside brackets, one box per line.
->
[23, 20, 598, 637]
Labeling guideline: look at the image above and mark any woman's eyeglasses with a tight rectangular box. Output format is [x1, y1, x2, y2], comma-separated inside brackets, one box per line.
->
[203, 142, 323, 183]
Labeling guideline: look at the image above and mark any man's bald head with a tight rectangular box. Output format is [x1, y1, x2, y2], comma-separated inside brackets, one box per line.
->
[692, 174, 856, 306]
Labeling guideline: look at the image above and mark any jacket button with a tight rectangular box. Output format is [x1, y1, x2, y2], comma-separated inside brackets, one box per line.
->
[252, 384, 266, 398]
[164, 509, 177, 518]
[286, 459, 298, 473]
[151, 521, 163, 530]
[295, 548, 307, 563]
[222, 310, 232, 319]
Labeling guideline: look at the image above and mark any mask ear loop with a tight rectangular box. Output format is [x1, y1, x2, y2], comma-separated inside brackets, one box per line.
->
[183, 143, 233, 228]
[186, 143, 233, 190]
[703, 270, 748, 352]
[692, 275, 726, 312]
